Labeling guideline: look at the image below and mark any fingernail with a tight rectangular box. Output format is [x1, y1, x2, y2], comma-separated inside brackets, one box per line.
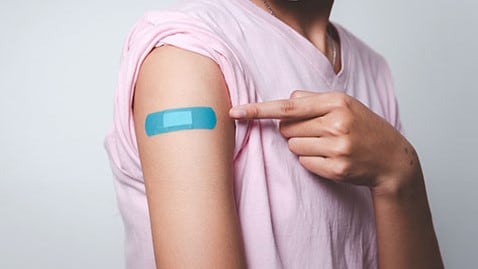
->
[229, 107, 247, 118]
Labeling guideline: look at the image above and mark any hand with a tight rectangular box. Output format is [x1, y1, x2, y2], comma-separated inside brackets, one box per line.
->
[229, 90, 444, 268]
[229, 90, 421, 194]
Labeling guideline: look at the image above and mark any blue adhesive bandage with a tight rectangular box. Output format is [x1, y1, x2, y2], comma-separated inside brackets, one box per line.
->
[145, 106, 217, 136]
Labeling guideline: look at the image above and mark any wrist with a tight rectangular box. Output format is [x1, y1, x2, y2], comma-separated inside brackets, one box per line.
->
[371, 139, 425, 199]
[371, 172, 425, 205]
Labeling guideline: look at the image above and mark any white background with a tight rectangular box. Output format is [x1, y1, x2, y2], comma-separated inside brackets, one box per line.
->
[0, 0, 476, 268]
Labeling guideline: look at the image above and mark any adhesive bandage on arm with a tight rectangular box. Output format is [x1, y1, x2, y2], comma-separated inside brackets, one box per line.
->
[145, 106, 217, 136]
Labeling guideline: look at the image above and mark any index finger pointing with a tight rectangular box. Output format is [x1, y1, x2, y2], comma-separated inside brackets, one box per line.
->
[229, 98, 300, 119]
[229, 93, 340, 120]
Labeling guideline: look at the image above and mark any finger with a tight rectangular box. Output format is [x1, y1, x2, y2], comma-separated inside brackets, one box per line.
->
[298, 156, 350, 181]
[280, 116, 329, 138]
[229, 92, 349, 120]
[290, 90, 317, 98]
[288, 137, 343, 157]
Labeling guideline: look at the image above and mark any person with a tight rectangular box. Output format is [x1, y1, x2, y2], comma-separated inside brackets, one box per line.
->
[104, 0, 444, 268]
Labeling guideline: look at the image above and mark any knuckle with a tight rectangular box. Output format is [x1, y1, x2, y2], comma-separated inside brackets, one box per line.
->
[335, 139, 352, 156]
[279, 121, 291, 137]
[250, 105, 260, 118]
[333, 92, 352, 108]
[333, 160, 351, 179]
[331, 117, 350, 135]
[343, 94, 353, 107]
[280, 100, 296, 116]
[290, 90, 301, 98]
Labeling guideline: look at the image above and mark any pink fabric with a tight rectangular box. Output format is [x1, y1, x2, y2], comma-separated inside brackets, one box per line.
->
[104, 0, 403, 268]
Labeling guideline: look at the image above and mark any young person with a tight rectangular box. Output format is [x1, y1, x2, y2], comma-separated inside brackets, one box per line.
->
[104, 0, 443, 268]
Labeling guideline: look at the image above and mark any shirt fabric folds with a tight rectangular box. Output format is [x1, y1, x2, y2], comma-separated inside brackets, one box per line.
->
[104, 0, 403, 268]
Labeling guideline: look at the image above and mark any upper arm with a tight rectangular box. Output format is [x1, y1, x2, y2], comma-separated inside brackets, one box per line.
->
[133, 45, 246, 268]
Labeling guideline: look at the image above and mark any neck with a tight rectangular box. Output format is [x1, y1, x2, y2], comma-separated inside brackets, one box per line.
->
[252, 0, 335, 54]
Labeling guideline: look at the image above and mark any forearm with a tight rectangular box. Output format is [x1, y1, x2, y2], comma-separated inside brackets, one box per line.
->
[371, 150, 444, 269]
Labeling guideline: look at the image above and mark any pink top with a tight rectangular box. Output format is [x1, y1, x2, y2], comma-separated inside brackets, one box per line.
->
[103, 0, 403, 268]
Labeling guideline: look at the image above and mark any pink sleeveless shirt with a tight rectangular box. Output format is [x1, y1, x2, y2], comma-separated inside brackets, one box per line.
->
[104, 0, 403, 268]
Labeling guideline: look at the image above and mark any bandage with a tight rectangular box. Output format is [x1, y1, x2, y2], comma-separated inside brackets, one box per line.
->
[145, 106, 217, 136]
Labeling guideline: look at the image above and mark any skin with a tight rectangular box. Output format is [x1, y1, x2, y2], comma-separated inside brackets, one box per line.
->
[229, 79, 444, 267]
[251, 0, 339, 71]
[133, 45, 246, 269]
[241, 1, 445, 268]
[133, 0, 443, 268]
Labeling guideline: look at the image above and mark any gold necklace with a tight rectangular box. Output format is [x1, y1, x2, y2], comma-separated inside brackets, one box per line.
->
[260, 0, 337, 69]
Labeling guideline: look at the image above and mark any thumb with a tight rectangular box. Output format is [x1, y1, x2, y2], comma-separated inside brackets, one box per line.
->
[290, 89, 317, 99]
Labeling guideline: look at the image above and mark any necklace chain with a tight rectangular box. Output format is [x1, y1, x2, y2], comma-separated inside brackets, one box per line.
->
[260, 0, 337, 70]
